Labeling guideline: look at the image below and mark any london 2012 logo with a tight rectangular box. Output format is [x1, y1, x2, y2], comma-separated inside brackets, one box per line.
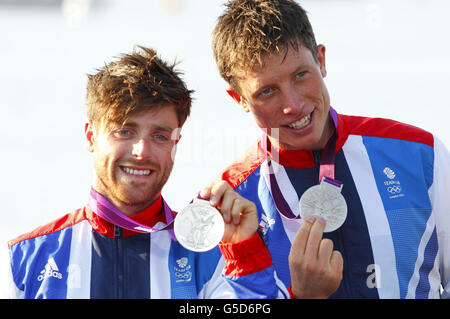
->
[382, 167, 404, 199]
[174, 257, 192, 283]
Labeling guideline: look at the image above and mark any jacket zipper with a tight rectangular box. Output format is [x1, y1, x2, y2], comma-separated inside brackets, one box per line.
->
[148, 234, 152, 299]
[114, 225, 125, 299]
[313, 149, 350, 297]
[313, 150, 321, 168]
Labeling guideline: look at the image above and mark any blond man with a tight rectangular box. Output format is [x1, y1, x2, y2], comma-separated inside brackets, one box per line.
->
[212, 0, 450, 299]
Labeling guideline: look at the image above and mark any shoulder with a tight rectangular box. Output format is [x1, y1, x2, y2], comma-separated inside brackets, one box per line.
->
[8, 208, 87, 248]
[220, 140, 264, 189]
[338, 113, 434, 149]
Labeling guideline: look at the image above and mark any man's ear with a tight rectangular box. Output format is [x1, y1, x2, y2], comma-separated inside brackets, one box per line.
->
[84, 121, 96, 153]
[316, 44, 327, 78]
[226, 88, 250, 113]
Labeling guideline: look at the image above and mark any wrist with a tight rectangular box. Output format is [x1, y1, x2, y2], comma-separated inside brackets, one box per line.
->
[289, 285, 329, 299]
[219, 232, 272, 277]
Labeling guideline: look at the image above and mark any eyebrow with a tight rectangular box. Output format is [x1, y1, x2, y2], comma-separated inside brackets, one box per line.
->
[152, 124, 176, 133]
[120, 121, 175, 133]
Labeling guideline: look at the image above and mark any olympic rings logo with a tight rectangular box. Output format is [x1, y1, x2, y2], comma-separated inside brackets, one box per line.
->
[387, 186, 402, 194]
[175, 271, 192, 280]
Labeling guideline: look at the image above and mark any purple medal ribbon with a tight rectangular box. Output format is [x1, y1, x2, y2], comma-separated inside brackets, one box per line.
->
[262, 107, 342, 219]
[88, 187, 176, 241]
[319, 107, 339, 185]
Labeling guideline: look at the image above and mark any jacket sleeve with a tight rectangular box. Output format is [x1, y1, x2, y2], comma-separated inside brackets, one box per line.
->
[199, 232, 288, 299]
[430, 137, 450, 298]
[0, 242, 21, 299]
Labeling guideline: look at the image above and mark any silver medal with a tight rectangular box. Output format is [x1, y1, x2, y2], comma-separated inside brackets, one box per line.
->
[174, 199, 225, 252]
[299, 179, 347, 232]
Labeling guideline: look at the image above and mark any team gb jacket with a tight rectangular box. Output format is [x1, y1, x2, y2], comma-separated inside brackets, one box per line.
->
[221, 111, 450, 299]
[0, 195, 285, 299]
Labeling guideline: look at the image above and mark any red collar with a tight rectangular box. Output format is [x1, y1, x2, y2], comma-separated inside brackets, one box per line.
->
[262, 137, 316, 169]
[86, 195, 166, 238]
[221, 112, 350, 189]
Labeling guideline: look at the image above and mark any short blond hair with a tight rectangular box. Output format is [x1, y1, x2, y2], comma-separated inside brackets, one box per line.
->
[212, 0, 318, 93]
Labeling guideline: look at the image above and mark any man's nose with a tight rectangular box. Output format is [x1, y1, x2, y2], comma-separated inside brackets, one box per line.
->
[281, 90, 306, 115]
[132, 139, 152, 160]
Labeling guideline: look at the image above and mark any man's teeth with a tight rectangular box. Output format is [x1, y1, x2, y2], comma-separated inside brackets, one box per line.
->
[288, 114, 311, 129]
[123, 167, 151, 176]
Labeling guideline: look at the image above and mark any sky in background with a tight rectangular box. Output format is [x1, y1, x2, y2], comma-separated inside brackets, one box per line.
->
[1, 0, 449, 244]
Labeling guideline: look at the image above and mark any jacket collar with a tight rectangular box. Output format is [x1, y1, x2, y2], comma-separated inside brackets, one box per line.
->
[85, 194, 166, 238]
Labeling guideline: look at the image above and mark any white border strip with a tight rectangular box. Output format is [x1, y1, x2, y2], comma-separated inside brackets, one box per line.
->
[261, 159, 302, 244]
[150, 223, 172, 298]
[67, 220, 92, 298]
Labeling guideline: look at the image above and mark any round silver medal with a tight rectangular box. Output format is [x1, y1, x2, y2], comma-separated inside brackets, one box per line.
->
[299, 180, 347, 233]
[174, 199, 225, 252]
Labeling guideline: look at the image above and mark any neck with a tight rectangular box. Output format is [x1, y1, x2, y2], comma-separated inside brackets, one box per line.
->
[314, 116, 336, 151]
[92, 183, 159, 217]
[113, 199, 158, 217]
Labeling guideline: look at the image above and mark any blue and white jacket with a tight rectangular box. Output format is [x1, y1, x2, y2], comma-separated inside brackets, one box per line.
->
[220, 111, 450, 299]
[0, 195, 283, 299]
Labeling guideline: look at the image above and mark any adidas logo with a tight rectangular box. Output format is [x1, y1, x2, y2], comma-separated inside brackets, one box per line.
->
[37, 257, 63, 282]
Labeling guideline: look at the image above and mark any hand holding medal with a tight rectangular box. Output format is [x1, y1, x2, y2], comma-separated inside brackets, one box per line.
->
[203, 180, 258, 244]
[174, 180, 259, 252]
[289, 216, 343, 298]
[299, 177, 347, 233]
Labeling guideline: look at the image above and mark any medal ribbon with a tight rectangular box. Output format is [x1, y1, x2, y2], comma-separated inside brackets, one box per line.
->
[262, 107, 342, 219]
[88, 187, 177, 241]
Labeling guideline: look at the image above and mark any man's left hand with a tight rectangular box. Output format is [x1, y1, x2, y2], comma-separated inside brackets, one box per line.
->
[199, 180, 258, 244]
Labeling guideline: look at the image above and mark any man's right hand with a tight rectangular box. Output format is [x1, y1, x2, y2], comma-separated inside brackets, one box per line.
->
[288, 216, 343, 299]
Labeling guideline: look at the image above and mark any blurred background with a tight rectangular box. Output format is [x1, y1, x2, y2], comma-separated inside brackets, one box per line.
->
[1, 0, 449, 244]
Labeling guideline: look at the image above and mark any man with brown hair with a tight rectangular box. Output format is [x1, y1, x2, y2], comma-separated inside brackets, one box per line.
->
[0, 46, 282, 299]
[212, 0, 450, 298]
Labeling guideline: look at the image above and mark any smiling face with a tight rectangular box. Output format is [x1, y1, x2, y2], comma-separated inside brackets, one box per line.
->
[234, 44, 333, 151]
[85, 105, 180, 216]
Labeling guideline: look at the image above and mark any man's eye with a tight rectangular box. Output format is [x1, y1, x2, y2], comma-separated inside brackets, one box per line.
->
[113, 129, 132, 138]
[260, 88, 272, 96]
[154, 134, 169, 141]
[296, 71, 306, 79]
[120, 129, 130, 135]
[257, 87, 274, 99]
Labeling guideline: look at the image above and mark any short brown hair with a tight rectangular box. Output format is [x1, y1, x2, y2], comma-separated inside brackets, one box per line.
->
[86, 46, 193, 127]
[212, 0, 318, 93]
